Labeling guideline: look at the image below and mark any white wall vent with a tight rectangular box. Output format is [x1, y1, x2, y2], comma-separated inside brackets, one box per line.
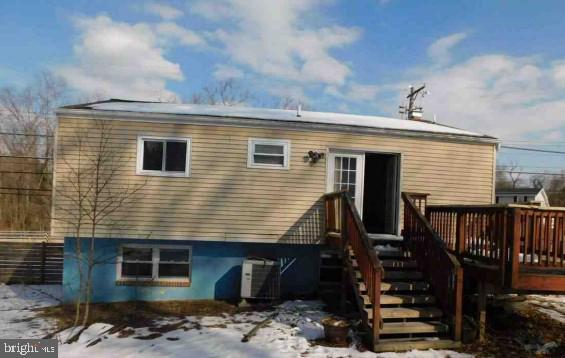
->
[241, 257, 280, 299]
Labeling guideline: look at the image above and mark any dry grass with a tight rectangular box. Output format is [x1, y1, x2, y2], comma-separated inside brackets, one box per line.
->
[41, 299, 242, 332]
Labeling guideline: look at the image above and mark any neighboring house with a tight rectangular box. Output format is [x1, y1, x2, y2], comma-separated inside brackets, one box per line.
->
[52, 99, 498, 303]
[495, 187, 550, 206]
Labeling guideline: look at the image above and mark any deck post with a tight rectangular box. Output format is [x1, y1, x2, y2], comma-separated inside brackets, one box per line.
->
[509, 208, 521, 288]
[477, 280, 487, 342]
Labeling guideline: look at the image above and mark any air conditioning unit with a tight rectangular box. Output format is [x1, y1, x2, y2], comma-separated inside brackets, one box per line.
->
[241, 257, 280, 299]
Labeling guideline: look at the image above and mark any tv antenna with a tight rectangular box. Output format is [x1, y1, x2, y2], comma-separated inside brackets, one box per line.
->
[399, 84, 429, 120]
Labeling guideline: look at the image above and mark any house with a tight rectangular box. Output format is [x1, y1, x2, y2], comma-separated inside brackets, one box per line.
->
[495, 187, 550, 206]
[52, 99, 498, 303]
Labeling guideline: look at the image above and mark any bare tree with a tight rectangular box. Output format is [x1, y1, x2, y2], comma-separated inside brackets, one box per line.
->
[55, 120, 146, 334]
[273, 96, 313, 111]
[496, 162, 522, 189]
[0, 71, 67, 230]
[189, 79, 252, 106]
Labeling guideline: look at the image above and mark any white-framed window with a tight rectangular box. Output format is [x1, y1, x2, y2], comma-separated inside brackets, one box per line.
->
[247, 138, 290, 170]
[136, 136, 191, 177]
[117, 245, 192, 283]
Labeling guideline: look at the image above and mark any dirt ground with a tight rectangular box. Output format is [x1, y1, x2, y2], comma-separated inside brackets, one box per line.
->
[460, 297, 565, 357]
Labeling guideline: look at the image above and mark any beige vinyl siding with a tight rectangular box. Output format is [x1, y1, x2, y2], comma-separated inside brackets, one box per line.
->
[51, 116, 496, 243]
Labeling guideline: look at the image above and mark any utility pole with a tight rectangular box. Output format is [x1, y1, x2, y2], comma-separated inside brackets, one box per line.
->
[399, 84, 427, 120]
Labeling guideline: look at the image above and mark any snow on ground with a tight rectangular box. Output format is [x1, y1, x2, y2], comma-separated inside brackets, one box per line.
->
[0, 284, 471, 357]
[526, 295, 565, 324]
[57, 300, 470, 358]
[0, 284, 61, 339]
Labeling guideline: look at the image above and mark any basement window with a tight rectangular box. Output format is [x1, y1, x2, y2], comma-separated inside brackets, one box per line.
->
[137, 136, 191, 177]
[117, 245, 192, 286]
[247, 138, 290, 169]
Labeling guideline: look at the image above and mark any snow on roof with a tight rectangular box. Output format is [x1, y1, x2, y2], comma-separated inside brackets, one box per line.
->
[65, 100, 495, 140]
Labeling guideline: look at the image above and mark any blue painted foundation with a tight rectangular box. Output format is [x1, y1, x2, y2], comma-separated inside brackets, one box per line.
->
[63, 238, 320, 303]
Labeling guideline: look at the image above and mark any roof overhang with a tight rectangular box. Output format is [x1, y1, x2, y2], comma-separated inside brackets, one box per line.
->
[56, 107, 500, 146]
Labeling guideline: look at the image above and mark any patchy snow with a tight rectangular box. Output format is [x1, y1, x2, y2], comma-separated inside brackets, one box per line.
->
[0, 285, 471, 357]
[375, 244, 402, 252]
[526, 295, 565, 323]
[55, 300, 470, 358]
[77, 101, 492, 139]
[0, 284, 61, 339]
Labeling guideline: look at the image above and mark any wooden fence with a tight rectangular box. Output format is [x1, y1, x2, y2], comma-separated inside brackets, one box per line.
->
[0, 239, 63, 284]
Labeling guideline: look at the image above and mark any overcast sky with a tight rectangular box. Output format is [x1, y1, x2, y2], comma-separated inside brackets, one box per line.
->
[1, 0, 564, 173]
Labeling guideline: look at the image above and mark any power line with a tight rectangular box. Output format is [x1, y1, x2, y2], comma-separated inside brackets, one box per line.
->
[0, 187, 51, 191]
[0, 155, 52, 160]
[0, 170, 52, 175]
[496, 170, 564, 176]
[0, 192, 52, 197]
[500, 145, 565, 154]
[0, 131, 53, 138]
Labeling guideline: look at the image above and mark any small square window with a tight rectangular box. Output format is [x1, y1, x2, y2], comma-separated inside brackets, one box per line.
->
[137, 136, 190, 177]
[248, 138, 290, 169]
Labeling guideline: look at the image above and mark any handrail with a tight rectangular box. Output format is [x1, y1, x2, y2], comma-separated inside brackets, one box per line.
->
[427, 205, 565, 288]
[324, 191, 382, 345]
[402, 192, 463, 341]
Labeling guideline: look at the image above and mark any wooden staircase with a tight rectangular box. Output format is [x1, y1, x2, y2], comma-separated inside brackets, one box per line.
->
[350, 240, 459, 352]
[324, 191, 463, 352]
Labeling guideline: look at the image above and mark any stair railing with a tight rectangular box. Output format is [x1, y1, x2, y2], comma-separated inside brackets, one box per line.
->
[324, 191, 383, 345]
[402, 192, 463, 342]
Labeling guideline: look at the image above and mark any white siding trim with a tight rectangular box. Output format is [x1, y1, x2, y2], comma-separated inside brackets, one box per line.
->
[136, 135, 192, 177]
[247, 138, 291, 170]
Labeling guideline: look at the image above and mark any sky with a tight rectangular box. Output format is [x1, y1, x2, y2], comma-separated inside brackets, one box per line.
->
[1, 0, 564, 177]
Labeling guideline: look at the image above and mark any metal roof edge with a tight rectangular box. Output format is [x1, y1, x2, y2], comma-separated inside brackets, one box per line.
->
[55, 108, 500, 145]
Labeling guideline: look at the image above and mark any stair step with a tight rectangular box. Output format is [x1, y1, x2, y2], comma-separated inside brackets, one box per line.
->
[377, 249, 410, 258]
[380, 321, 449, 335]
[381, 281, 430, 292]
[382, 270, 423, 280]
[374, 339, 461, 352]
[365, 306, 443, 320]
[380, 294, 436, 305]
[363, 294, 437, 307]
[380, 307, 443, 319]
[381, 260, 418, 269]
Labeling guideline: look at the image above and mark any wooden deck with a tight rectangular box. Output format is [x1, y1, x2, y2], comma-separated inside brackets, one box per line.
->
[426, 204, 565, 292]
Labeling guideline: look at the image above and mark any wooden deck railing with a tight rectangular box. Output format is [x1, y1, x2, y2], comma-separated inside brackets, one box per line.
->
[404, 192, 429, 215]
[427, 204, 565, 288]
[324, 191, 383, 345]
[402, 193, 463, 341]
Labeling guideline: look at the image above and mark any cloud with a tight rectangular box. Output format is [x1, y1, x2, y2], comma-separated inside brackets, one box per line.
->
[551, 61, 565, 87]
[155, 22, 205, 46]
[59, 15, 183, 101]
[395, 53, 565, 139]
[144, 2, 183, 20]
[427, 32, 467, 65]
[213, 64, 244, 80]
[190, 0, 361, 86]
[325, 83, 380, 102]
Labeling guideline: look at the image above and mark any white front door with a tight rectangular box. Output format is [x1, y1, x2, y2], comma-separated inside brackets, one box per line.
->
[327, 152, 365, 218]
